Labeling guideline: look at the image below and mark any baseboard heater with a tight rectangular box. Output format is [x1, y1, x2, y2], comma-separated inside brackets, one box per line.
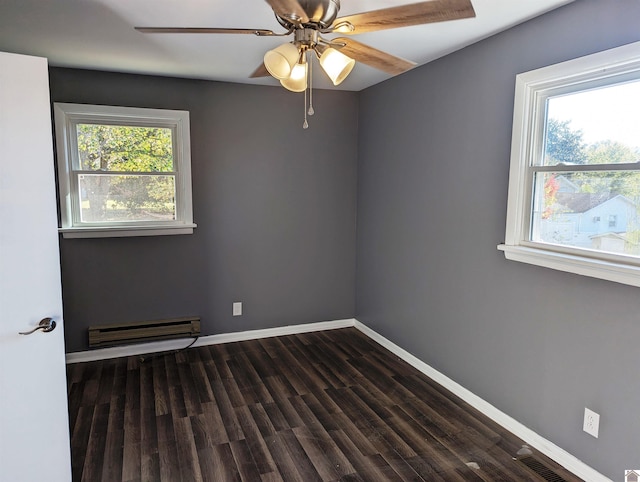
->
[88, 316, 200, 348]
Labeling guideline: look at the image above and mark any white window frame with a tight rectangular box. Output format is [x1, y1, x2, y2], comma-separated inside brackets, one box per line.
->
[54, 103, 196, 238]
[498, 41, 640, 288]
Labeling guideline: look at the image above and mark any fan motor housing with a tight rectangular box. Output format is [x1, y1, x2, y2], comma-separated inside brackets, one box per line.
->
[277, 0, 340, 29]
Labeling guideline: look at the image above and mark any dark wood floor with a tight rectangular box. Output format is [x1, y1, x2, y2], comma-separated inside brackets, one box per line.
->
[66, 328, 581, 481]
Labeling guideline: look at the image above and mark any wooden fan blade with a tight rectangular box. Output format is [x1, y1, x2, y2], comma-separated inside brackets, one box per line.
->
[135, 27, 276, 36]
[264, 0, 309, 24]
[250, 63, 271, 78]
[333, 38, 415, 75]
[334, 0, 475, 34]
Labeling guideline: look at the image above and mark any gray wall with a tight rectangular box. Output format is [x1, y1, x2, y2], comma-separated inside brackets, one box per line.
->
[50, 69, 358, 353]
[356, 0, 640, 479]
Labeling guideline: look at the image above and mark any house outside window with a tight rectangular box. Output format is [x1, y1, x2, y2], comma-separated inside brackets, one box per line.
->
[499, 41, 640, 287]
[54, 103, 195, 238]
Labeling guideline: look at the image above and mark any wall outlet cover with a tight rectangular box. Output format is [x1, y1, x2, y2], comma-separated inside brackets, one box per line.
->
[233, 302, 242, 316]
[583, 407, 600, 438]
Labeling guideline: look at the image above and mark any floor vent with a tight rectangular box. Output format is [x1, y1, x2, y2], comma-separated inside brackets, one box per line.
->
[89, 316, 200, 348]
[517, 455, 568, 482]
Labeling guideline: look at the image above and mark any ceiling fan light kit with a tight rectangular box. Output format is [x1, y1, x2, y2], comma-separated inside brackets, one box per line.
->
[264, 42, 300, 79]
[318, 47, 355, 86]
[280, 60, 308, 92]
[136, 0, 476, 127]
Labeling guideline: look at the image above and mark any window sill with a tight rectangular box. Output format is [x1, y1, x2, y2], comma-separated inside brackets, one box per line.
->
[497, 243, 640, 288]
[59, 223, 197, 239]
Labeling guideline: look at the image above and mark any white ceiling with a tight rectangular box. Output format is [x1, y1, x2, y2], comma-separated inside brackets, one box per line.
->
[0, 0, 573, 91]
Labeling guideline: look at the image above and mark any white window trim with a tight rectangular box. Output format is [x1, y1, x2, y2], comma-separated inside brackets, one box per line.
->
[54, 103, 196, 238]
[498, 41, 640, 288]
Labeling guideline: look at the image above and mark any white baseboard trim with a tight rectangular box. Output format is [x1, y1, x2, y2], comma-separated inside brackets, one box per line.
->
[353, 320, 611, 482]
[65, 318, 357, 364]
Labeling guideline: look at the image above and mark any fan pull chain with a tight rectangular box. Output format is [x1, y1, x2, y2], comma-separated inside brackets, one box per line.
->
[308, 51, 314, 116]
[303, 82, 309, 129]
[302, 50, 310, 129]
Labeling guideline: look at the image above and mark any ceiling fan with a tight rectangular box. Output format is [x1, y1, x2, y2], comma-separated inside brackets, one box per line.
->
[136, 0, 476, 127]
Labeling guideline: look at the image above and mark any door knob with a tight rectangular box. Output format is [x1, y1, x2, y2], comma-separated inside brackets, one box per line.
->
[19, 317, 57, 335]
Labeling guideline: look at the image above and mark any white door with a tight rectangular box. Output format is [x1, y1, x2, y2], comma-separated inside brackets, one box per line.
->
[0, 52, 72, 481]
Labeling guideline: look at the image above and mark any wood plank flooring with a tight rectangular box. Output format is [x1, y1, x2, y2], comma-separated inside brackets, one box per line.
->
[66, 328, 582, 481]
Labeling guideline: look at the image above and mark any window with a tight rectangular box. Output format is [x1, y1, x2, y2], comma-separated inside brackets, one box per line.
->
[54, 103, 195, 238]
[499, 41, 640, 287]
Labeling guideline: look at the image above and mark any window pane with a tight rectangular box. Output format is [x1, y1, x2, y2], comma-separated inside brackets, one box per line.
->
[542, 80, 640, 166]
[76, 124, 174, 172]
[79, 174, 176, 222]
[531, 171, 640, 256]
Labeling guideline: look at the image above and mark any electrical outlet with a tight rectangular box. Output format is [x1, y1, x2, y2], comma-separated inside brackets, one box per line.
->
[233, 302, 242, 316]
[583, 407, 600, 438]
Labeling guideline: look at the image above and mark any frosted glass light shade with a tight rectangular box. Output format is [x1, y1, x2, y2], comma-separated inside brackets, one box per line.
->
[319, 48, 355, 86]
[280, 62, 307, 92]
[264, 43, 300, 80]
